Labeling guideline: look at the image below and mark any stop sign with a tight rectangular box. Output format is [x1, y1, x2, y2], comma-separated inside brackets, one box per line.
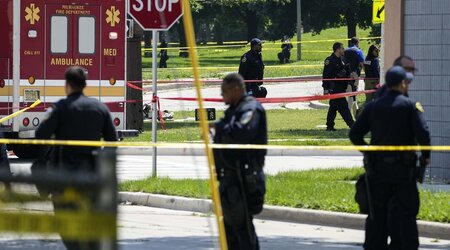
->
[128, 0, 183, 30]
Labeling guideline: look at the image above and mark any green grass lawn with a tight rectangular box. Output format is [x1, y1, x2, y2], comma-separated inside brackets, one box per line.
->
[119, 168, 450, 223]
[125, 109, 353, 145]
[142, 26, 375, 80]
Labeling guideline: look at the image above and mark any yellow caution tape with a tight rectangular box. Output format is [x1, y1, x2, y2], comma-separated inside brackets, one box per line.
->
[141, 36, 382, 51]
[181, 0, 228, 249]
[0, 211, 116, 240]
[152, 64, 323, 71]
[0, 100, 42, 124]
[1, 138, 449, 151]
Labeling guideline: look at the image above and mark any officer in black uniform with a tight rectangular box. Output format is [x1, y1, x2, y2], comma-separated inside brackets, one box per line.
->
[322, 42, 354, 131]
[36, 66, 117, 250]
[239, 38, 267, 98]
[159, 39, 169, 68]
[349, 66, 430, 250]
[212, 73, 267, 250]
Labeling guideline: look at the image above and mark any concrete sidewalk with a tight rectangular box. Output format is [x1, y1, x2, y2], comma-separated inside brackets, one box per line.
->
[1, 205, 448, 249]
[119, 192, 450, 240]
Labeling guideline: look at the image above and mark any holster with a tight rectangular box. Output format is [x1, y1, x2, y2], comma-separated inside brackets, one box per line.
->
[363, 152, 375, 176]
[357, 152, 375, 218]
[242, 158, 266, 215]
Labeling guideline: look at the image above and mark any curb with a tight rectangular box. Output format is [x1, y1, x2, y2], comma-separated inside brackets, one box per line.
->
[117, 148, 362, 157]
[309, 101, 329, 109]
[143, 75, 324, 92]
[118, 192, 450, 240]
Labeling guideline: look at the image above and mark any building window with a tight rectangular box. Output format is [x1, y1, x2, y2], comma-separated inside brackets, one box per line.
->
[50, 16, 68, 54]
[78, 17, 96, 54]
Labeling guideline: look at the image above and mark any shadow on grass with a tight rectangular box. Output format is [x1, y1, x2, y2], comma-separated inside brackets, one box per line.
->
[142, 121, 200, 131]
[270, 129, 349, 139]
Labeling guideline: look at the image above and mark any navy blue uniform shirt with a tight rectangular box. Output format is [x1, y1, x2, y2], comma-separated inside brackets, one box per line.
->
[364, 55, 380, 79]
[349, 90, 430, 158]
[36, 92, 118, 164]
[239, 51, 264, 85]
[214, 95, 267, 167]
[322, 53, 350, 94]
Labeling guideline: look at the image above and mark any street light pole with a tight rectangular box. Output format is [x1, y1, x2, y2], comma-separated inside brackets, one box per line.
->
[297, 0, 302, 61]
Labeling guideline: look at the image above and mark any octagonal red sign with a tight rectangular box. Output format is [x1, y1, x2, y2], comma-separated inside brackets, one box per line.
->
[128, 0, 183, 31]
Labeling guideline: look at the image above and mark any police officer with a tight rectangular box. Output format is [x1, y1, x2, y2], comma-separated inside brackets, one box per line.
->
[159, 39, 169, 68]
[278, 38, 293, 64]
[345, 37, 365, 113]
[212, 73, 267, 250]
[374, 55, 417, 99]
[349, 66, 430, 250]
[322, 42, 354, 131]
[36, 66, 117, 250]
[363, 45, 380, 103]
[239, 38, 267, 98]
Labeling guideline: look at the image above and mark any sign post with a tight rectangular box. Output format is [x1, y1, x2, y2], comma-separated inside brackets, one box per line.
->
[373, 0, 385, 84]
[151, 30, 158, 178]
[296, 0, 301, 61]
[128, 0, 183, 177]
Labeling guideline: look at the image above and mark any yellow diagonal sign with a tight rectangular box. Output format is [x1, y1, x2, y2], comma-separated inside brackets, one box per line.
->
[373, 0, 385, 24]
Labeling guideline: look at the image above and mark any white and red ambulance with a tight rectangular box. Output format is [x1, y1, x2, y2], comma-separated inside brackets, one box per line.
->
[0, 0, 132, 158]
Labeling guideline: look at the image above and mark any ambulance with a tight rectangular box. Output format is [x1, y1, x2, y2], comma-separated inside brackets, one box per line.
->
[0, 0, 133, 158]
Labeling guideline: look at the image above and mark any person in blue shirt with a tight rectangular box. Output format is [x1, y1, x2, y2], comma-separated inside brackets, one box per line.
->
[363, 45, 380, 103]
[345, 37, 365, 115]
[345, 37, 365, 76]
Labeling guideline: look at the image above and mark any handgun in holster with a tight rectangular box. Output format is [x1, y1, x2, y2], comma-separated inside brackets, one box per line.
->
[416, 156, 427, 184]
[363, 153, 375, 220]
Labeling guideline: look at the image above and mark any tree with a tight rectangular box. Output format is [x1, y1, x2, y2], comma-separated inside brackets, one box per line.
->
[262, 1, 297, 40]
[211, 0, 292, 41]
[342, 0, 372, 44]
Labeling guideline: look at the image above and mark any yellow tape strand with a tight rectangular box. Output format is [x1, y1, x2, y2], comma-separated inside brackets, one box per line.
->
[181, 1, 228, 249]
[0, 100, 42, 124]
[181, 3, 229, 250]
[141, 36, 382, 51]
[149, 64, 323, 71]
[2, 138, 449, 151]
[0, 211, 116, 240]
[0, 138, 432, 150]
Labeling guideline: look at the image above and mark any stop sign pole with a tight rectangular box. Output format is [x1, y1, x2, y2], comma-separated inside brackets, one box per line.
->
[151, 30, 158, 178]
[128, 0, 183, 177]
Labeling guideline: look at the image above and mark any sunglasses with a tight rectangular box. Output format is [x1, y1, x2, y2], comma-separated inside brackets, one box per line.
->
[403, 66, 418, 73]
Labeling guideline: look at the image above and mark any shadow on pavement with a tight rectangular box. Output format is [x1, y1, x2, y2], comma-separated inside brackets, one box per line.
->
[117, 236, 449, 250]
[0, 236, 448, 249]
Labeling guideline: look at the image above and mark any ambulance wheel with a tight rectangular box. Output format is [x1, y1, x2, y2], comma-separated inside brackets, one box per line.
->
[12, 145, 49, 159]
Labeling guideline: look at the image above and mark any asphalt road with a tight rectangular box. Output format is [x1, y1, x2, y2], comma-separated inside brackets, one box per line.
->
[146, 80, 366, 111]
[8, 154, 363, 181]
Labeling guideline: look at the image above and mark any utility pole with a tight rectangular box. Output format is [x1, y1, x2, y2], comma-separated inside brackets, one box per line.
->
[297, 0, 302, 61]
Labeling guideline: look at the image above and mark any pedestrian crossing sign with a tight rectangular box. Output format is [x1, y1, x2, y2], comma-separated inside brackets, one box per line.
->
[373, 0, 385, 24]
